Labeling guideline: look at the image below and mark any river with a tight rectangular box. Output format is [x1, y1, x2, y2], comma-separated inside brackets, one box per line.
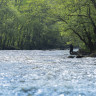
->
[0, 50, 96, 96]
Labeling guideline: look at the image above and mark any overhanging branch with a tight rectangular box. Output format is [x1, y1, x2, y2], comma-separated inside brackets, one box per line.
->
[67, 14, 88, 17]
[64, 27, 87, 45]
[56, 16, 68, 24]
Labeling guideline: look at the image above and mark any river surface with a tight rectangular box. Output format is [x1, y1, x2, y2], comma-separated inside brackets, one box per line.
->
[0, 50, 96, 96]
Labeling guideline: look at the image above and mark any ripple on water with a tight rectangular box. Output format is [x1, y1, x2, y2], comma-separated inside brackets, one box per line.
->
[0, 50, 96, 96]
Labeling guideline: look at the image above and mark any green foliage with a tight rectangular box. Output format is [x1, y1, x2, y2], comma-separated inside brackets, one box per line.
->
[47, 0, 96, 52]
[0, 0, 96, 51]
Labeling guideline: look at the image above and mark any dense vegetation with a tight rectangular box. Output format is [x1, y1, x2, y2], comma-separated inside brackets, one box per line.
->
[0, 0, 96, 52]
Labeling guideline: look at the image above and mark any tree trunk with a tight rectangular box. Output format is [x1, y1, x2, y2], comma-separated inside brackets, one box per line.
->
[87, 41, 94, 52]
[94, 27, 96, 34]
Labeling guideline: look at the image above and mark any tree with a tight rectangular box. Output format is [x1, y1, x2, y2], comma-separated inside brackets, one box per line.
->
[0, 0, 64, 50]
[46, 0, 96, 52]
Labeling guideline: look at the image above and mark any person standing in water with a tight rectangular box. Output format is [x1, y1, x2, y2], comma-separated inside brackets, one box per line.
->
[69, 44, 73, 54]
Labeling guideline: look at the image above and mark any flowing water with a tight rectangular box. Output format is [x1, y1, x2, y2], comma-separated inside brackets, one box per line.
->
[0, 50, 96, 96]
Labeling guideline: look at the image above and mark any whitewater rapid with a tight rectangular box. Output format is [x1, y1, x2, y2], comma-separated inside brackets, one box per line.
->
[0, 50, 96, 96]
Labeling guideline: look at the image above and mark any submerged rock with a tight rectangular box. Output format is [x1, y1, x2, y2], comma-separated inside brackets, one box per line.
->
[68, 55, 75, 58]
[71, 51, 78, 55]
[76, 55, 84, 58]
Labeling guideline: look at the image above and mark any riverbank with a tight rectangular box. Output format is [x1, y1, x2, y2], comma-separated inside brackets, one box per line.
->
[89, 51, 96, 57]
[68, 49, 96, 58]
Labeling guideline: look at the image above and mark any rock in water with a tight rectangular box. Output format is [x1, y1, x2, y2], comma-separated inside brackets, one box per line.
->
[71, 51, 78, 55]
[76, 55, 84, 58]
[68, 55, 75, 58]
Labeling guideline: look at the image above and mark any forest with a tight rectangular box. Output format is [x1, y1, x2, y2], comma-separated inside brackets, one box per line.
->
[0, 0, 96, 52]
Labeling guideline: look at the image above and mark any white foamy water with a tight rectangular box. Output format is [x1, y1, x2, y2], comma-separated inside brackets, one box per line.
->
[0, 50, 96, 96]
